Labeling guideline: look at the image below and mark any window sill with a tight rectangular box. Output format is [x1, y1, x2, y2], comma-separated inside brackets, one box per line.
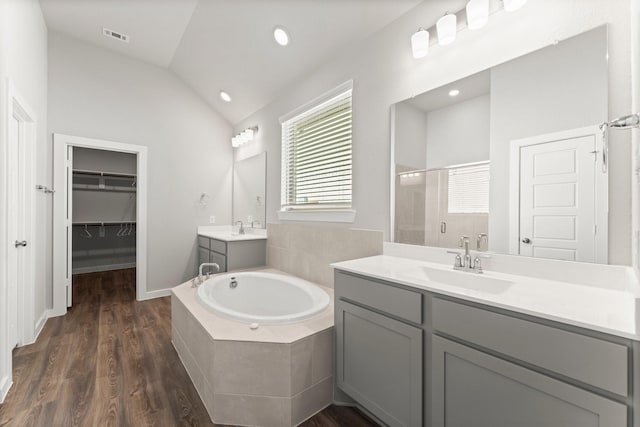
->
[277, 209, 356, 223]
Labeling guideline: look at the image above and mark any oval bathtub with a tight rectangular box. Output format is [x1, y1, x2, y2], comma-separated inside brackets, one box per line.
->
[196, 272, 330, 324]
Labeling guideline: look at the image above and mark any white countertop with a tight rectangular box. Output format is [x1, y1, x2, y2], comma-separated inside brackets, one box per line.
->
[332, 255, 640, 341]
[197, 225, 267, 242]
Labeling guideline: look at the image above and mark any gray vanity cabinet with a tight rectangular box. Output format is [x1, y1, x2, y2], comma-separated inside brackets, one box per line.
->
[431, 335, 627, 427]
[334, 270, 636, 427]
[335, 272, 423, 427]
[197, 235, 265, 275]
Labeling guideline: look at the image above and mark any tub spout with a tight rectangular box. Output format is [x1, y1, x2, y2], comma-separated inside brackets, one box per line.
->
[198, 263, 220, 285]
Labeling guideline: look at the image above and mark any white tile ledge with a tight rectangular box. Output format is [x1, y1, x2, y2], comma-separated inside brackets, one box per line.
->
[277, 209, 356, 223]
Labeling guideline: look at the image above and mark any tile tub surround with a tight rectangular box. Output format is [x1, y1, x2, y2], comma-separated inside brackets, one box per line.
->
[266, 224, 383, 288]
[171, 269, 335, 426]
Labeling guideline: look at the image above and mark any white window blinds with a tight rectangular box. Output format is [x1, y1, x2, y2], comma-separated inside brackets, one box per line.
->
[447, 163, 490, 214]
[281, 89, 352, 211]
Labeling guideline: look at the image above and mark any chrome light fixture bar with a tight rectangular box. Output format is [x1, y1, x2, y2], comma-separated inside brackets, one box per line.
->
[410, 0, 527, 59]
[231, 126, 258, 148]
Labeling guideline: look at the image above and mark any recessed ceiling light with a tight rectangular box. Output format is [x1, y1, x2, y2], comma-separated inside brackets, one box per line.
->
[449, 89, 460, 97]
[220, 91, 232, 102]
[273, 26, 290, 46]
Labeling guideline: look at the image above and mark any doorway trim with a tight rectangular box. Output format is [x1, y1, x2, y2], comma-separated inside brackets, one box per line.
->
[508, 125, 608, 263]
[1, 79, 38, 401]
[52, 134, 149, 317]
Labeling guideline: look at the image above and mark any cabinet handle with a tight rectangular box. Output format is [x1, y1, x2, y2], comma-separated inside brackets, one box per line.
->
[15, 240, 27, 247]
[521, 238, 531, 244]
[440, 222, 446, 234]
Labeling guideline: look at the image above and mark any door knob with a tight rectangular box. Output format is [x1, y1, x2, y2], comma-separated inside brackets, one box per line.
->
[15, 240, 27, 247]
[521, 238, 531, 244]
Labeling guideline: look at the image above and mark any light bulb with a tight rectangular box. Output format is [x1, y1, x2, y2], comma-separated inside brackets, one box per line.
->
[466, 0, 489, 30]
[220, 91, 232, 102]
[411, 28, 430, 59]
[273, 26, 290, 46]
[437, 13, 457, 46]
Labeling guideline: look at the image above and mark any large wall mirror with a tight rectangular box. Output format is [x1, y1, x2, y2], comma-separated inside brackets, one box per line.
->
[391, 26, 609, 263]
[233, 152, 266, 228]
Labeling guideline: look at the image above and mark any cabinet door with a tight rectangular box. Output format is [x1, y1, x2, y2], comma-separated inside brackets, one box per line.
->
[209, 250, 226, 273]
[198, 247, 211, 273]
[336, 300, 422, 427]
[431, 335, 627, 427]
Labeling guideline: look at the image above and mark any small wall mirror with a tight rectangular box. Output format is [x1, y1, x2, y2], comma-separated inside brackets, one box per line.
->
[233, 152, 267, 228]
[391, 25, 609, 263]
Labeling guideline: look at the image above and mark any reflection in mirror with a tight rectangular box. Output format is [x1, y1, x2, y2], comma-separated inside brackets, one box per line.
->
[392, 26, 609, 263]
[233, 152, 266, 228]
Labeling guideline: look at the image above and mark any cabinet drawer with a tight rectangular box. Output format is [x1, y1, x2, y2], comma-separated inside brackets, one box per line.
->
[432, 298, 628, 396]
[336, 271, 422, 324]
[197, 235, 210, 249]
[209, 238, 227, 255]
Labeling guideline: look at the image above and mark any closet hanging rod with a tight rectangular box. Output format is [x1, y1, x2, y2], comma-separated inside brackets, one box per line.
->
[72, 221, 136, 226]
[72, 169, 137, 178]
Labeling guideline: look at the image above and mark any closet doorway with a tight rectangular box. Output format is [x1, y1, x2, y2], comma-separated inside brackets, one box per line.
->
[52, 135, 148, 316]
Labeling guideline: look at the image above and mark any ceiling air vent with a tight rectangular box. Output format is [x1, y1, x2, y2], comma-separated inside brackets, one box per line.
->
[103, 28, 130, 43]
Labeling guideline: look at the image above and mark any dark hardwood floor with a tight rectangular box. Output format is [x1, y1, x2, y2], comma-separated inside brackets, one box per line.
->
[0, 269, 376, 427]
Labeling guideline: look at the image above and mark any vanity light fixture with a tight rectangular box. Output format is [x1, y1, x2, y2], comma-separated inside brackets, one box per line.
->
[220, 90, 232, 102]
[410, 0, 527, 59]
[436, 13, 457, 45]
[411, 28, 430, 58]
[466, 0, 489, 30]
[231, 126, 258, 148]
[449, 89, 460, 97]
[503, 0, 528, 12]
[273, 26, 290, 46]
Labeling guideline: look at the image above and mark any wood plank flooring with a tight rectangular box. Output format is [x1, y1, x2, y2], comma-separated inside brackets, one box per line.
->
[0, 269, 377, 427]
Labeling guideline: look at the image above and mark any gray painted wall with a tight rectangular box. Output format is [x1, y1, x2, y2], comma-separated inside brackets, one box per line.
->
[426, 94, 490, 170]
[232, 0, 633, 265]
[48, 32, 234, 293]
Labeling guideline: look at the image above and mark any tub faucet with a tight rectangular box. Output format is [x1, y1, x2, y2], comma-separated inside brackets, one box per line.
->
[197, 263, 220, 285]
[235, 220, 245, 235]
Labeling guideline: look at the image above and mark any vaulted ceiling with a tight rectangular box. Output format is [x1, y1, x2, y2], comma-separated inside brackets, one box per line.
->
[40, 0, 424, 124]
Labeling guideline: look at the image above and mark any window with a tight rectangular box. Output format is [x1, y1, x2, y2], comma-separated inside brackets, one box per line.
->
[280, 86, 352, 216]
[447, 162, 490, 214]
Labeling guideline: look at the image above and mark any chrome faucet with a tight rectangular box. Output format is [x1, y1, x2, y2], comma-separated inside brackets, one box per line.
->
[447, 235, 490, 274]
[194, 262, 220, 286]
[235, 220, 245, 235]
[460, 235, 472, 269]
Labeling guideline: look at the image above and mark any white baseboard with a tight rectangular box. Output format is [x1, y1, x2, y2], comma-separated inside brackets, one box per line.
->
[137, 287, 172, 301]
[32, 310, 49, 343]
[0, 375, 12, 403]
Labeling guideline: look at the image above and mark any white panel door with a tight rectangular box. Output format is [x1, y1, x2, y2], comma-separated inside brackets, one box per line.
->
[7, 114, 25, 349]
[519, 135, 596, 262]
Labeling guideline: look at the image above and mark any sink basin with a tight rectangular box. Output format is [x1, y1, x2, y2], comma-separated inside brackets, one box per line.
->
[401, 266, 514, 294]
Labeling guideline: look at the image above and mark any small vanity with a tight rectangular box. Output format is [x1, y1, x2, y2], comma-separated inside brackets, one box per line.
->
[332, 253, 640, 427]
[197, 226, 266, 274]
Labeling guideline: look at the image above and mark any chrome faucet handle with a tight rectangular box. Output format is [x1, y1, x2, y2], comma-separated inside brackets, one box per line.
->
[447, 250, 463, 268]
[477, 233, 488, 250]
